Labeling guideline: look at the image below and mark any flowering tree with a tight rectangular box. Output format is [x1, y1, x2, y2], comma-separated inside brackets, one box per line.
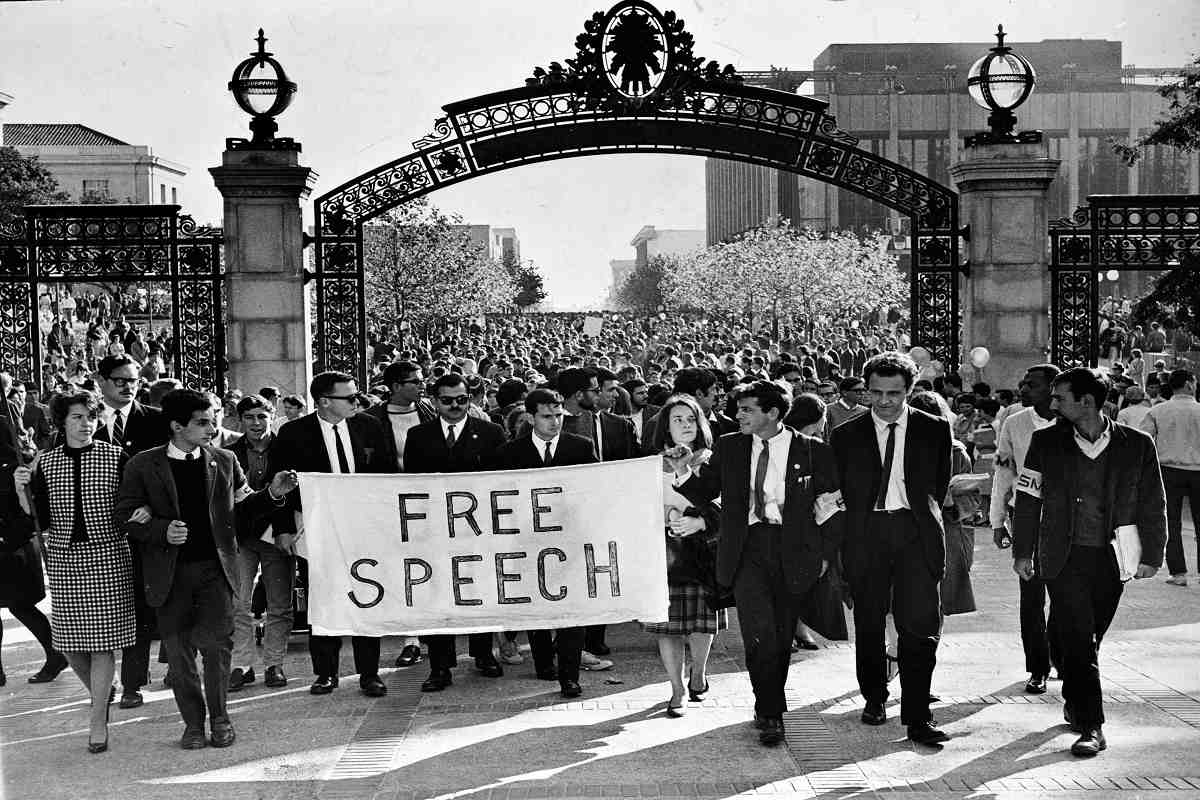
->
[363, 198, 515, 337]
[664, 218, 906, 335]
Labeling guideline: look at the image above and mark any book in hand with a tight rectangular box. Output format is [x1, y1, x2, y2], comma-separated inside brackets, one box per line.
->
[1112, 524, 1142, 582]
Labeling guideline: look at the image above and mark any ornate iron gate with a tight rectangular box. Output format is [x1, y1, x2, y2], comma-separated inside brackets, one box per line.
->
[1050, 194, 1200, 366]
[312, 0, 961, 381]
[0, 204, 225, 391]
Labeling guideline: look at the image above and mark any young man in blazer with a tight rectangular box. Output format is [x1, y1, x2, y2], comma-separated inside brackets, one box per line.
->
[115, 389, 296, 750]
[404, 373, 507, 692]
[830, 352, 952, 746]
[668, 380, 844, 747]
[271, 371, 396, 698]
[1013, 367, 1166, 757]
[94, 354, 170, 709]
[495, 388, 599, 698]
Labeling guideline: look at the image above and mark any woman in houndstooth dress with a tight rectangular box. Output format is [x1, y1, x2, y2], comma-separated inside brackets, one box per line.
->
[21, 390, 137, 753]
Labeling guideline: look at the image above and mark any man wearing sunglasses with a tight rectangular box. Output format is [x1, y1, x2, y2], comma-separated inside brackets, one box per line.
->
[404, 373, 507, 692]
[271, 370, 395, 698]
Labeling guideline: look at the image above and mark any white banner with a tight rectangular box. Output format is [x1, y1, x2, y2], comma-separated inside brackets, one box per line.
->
[297, 456, 667, 636]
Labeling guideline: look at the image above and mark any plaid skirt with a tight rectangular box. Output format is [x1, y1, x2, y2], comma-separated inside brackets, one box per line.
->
[641, 582, 728, 636]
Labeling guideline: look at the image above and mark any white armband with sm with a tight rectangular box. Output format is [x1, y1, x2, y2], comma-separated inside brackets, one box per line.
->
[1015, 468, 1042, 499]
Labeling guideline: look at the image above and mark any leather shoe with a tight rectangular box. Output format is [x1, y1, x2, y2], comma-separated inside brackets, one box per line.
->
[861, 701, 887, 726]
[28, 653, 69, 683]
[118, 691, 144, 709]
[209, 720, 236, 748]
[360, 677, 387, 697]
[421, 670, 452, 692]
[535, 668, 559, 681]
[753, 714, 768, 730]
[906, 721, 950, 745]
[560, 680, 582, 698]
[228, 667, 255, 692]
[309, 675, 338, 695]
[180, 726, 208, 750]
[1025, 673, 1048, 694]
[264, 666, 287, 688]
[394, 644, 423, 668]
[588, 643, 611, 656]
[1071, 727, 1106, 757]
[475, 657, 503, 678]
[794, 635, 820, 651]
[758, 717, 785, 746]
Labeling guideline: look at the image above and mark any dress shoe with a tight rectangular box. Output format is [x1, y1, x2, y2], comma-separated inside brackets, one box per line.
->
[1166, 574, 1188, 586]
[228, 667, 255, 692]
[560, 680, 582, 698]
[87, 737, 109, 754]
[794, 635, 820, 651]
[421, 670, 452, 692]
[861, 701, 887, 726]
[209, 720, 236, 748]
[394, 644, 423, 668]
[264, 666, 288, 688]
[906, 721, 950, 745]
[475, 657, 503, 678]
[309, 675, 339, 695]
[28, 653, 69, 683]
[1071, 727, 1106, 757]
[180, 726, 208, 750]
[498, 637, 524, 665]
[589, 643, 611, 656]
[688, 672, 710, 703]
[1025, 673, 1048, 694]
[360, 676, 387, 697]
[758, 717, 785, 746]
[118, 691, 144, 709]
[580, 651, 614, 671]
[666, 699, 685, 718]
[535, 668, 559, 681]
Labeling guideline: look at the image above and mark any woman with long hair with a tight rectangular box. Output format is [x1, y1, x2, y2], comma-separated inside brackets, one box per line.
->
[643, 393, 726, 717]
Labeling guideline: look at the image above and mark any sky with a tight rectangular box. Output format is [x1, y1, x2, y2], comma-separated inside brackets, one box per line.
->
[1, 0, 1197, 308]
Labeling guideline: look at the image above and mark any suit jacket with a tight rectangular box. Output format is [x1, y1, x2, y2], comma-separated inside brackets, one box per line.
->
[115, 444, 279, 606]
[830, 408, 952, 584]
[270, 411, 395, 535]
[560, 410, 637, 462]
[676, 427, 844, 593]
[95, 401, 168, 456]
[404, 415, 506, 474]
[21, 402, 53, 450]
[1012, 418, 1166, 579]
[364, 399, 437, 468]
[496, 431, 598, 470]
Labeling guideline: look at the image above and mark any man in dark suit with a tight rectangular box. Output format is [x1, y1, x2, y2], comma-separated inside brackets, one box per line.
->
[115, 389, 296, 749]
[9, 381, 52, 451]
[271, 370, 395, 697]
[94, 354, 170, 709]
[668, 380, 844, 746]
[622, 378, 660, 448]
[404, 373, 507, 692]
[495, 388, 599, 698]
[830, 352, 951, 746]
[1013, 367, 1166, 758]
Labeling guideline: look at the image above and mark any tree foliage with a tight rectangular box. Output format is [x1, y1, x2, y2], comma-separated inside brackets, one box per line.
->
[501, 251, 548, 309]
[663, 218, 905, 333]
[363, 198, 515, 334]
[1133, 252, 1200, 337]
[0, 146, 69, 225]
[1112, 54, 1200, 164]
[614, 254, 674, 314]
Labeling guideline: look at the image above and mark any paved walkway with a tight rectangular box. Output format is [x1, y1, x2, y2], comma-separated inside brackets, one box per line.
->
[2, 524, 1199, 800]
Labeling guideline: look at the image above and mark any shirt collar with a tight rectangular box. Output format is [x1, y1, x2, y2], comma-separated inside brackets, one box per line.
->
[167, 441, 202, 460]
[317, 414, 346, 432]
[247, 432, 273, 453]
[533, 433, 560, 451]
[1072, 416, 1113, 458]
[870, 405, 909, 430]
[105, 400, 133, 416]
[440, 417, 463, 435]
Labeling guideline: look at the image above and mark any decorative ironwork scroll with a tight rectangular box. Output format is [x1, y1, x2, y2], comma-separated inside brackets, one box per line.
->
[312, 1, 961, 379]
[0, 205, 225, 391]
[1050, 194, 1200, 367]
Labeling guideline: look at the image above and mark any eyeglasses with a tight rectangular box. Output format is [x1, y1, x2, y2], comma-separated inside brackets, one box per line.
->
[322, 393, 360, 402]
[107, 377, 138, 387]
[436, 395, 471, 406]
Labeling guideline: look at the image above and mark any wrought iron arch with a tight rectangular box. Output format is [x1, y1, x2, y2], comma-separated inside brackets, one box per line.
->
[312, 1, 960, 380]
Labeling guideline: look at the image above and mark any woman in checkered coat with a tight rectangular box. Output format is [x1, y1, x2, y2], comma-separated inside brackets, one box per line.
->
[20, 390, 138, 754]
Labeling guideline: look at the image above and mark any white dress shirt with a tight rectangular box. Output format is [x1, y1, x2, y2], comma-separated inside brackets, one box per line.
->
[532, 433, 560, 463]
[440, 417, 462, 448]
[871, 406, 910, 511]
[317, 415, 356, 473]
[749, 426, 792, 524]
[101, 400, 134, 442]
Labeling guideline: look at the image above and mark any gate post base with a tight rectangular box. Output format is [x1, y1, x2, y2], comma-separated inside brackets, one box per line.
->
[210, 147, 318, 399]
[950, 141, 1060, 390]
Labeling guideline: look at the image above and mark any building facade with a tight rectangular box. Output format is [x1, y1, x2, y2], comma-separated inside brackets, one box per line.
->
[608, 226, 704, 308]
[452, 224, 521, 264]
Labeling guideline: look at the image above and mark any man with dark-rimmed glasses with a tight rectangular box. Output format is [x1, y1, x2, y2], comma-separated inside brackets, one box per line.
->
[271, 370, 395, 698]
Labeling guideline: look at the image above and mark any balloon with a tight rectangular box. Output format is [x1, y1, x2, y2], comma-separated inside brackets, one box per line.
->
[970, 346, 991, 368]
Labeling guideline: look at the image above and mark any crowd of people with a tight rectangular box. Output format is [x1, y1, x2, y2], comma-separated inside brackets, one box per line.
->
[0, 307, 1196, 763]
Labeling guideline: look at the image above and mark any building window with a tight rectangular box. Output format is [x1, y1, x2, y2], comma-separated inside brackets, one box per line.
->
[81, 180, 110, 201]
[160, 184, 167, 204]
[171, 187, 178, 205]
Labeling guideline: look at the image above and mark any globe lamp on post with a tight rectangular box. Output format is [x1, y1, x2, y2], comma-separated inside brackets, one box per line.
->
[228, 29, 297, 146]
[965, 26, 1040, 147]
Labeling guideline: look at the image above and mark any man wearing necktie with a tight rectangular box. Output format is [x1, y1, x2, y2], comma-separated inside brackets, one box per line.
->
[270, 371, 395, 698]
[403, 373, 507, 692]
[830, 352, 952, 747]
[668, 381, 844, 747]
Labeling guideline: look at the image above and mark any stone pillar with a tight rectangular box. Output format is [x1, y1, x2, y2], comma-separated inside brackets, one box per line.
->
[950, 140, 1061, 391]
[210, 145, 317, 397]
